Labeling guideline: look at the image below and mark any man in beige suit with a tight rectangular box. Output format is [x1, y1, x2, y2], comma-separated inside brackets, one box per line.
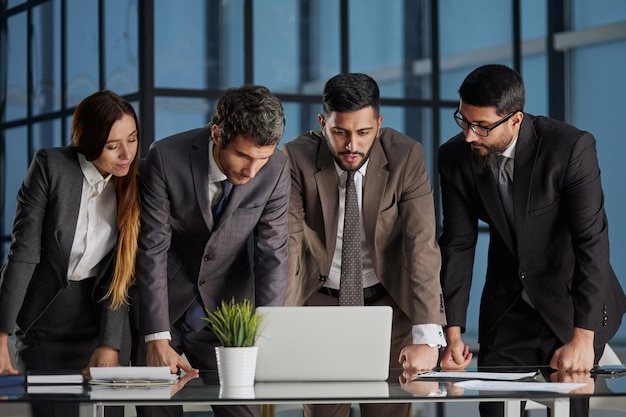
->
[282, 73, 446, 417]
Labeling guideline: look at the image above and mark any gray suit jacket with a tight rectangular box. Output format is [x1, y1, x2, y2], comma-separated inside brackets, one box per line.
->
[135, 126, 290, 336]
[438, 114, 626, 347]
[0, 147, 129, 351]
[281, 128, 446, 326]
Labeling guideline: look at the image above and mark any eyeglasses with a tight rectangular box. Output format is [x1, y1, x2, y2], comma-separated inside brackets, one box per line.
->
[453, 109, 518, 137]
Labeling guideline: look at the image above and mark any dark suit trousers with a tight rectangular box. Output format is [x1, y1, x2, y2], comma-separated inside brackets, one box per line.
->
[134, 315, 260, 417]
[478, 296, 602, 417]
[302, 291, 412, 417]
[16, 278, 124, 417]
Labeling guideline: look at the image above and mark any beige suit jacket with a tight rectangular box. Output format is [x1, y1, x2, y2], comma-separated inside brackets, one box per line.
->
[282, 128, 446, 326]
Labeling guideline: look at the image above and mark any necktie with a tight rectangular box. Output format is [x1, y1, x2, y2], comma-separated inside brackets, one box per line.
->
[185, 180, 234, 332]
[497, 156, 533, 307]
[339, 171, 363, 306]
[213, 180, 233, 223]
[497, 155, 514, 228]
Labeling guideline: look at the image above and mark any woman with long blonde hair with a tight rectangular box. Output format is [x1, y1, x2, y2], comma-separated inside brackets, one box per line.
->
[0, 90, 140, 416]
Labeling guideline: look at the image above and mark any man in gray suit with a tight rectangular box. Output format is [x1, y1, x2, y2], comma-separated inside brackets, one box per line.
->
[133, 85, 289, 417]
[282, 73, 447, 417]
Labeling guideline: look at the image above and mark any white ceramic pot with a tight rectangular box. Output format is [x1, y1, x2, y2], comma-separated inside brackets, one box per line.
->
[215, 346, 258, 386]
[218, 384, 256, 399]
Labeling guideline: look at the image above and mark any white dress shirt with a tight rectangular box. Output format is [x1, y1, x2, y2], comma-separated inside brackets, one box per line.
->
[67, 154, 117, 281]
[327, 162, 446, 347]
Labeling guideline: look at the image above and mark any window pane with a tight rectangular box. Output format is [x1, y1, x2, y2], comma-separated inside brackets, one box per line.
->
[521, 0, 548, 115]
[66, 0, 99, 107]
[3, 127, 28, 244]
[154, 97, 213, 141]
[253, 1, 299, 91]
[7, 0, 25, 9]
[104, 0, 138, 95]
[31, 1, 62, 116]
[6, 12, 27, 121]
[310, 0, 341, 88]
[222, 0, 245, 87]
[438, 0, 513, 101]
[349, 0, 413, 99]
[32, 119, 62, 152]
[520, 56, 548, 115]
[385, 106, 435, 182]
[154, 0, 244, 89]
[440, 106, 460, 145]
[253, 0, 340, 94]
[572, 0, 626, 29]
[570, 40, 626, 341]
[277, 102, 322, 149]
[154, 0, 205, 89]
[279, 102, 309, 148]
[521, 0, 547, 40]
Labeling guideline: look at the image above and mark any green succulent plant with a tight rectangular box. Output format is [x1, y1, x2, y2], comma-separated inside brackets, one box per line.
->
[202, 298, 262, 347]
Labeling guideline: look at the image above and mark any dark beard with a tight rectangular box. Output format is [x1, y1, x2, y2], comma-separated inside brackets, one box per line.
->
[470, 147, 498, 175]
[469, 134, 514, 175]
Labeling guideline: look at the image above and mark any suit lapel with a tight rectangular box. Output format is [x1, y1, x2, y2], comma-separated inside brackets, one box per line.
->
[58, 157, 84, 276]
[362, 140, 388, 245]
[190, 132, 213, 227]
[512, 117, 539, 256]
[314, 142, 340, 263]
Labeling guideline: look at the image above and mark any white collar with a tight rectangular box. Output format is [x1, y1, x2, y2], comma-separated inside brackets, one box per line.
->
[209, 140, 227, 184]
[78, 153, 112, 188]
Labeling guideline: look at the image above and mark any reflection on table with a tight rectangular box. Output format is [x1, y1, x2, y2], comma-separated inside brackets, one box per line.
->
[1, 366, 625, 411]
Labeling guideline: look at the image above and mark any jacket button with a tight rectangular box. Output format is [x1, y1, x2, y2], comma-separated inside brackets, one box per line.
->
[203, 255, 212, 261]
[520, 271, 527, 280]
[317, 275, 327, 282]
[199, 280, 206, 287]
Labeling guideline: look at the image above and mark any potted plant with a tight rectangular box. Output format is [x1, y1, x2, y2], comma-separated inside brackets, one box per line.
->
[203, 298, 263, 386]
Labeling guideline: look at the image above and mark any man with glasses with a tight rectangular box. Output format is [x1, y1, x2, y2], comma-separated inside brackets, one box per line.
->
[438, 64, 626, 417]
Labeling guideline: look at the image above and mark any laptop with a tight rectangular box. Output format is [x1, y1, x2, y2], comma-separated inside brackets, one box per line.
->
[254, 306, 393, 382]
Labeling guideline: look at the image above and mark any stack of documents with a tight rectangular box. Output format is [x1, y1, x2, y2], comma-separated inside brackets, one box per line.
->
[27, 370, 84, 384]
[89, 366, 178, 386]
[25, 370, 86, 395]
[88, 367, 178, 400]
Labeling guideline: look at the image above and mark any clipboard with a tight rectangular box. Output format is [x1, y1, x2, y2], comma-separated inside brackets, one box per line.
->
[88, 366, 178, 386]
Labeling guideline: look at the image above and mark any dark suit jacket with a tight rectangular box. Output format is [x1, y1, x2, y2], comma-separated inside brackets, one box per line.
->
[282, 128, 446, 326]
[0, 147, 129, 352]
[438, 114, 626, 348]
[135, 126, 290, 336]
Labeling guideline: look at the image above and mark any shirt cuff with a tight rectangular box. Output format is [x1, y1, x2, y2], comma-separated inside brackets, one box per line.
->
[144, 331, 172, 343]
[412, 324, 447, 347]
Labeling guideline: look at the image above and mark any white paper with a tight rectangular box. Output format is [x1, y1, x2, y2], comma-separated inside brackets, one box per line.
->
[454, 380, 586, 393]
[89, 366, 177, 385]
[417, 371, 537, 381]
[27, 372, 84, 384]
[27, 385, 85, 394]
